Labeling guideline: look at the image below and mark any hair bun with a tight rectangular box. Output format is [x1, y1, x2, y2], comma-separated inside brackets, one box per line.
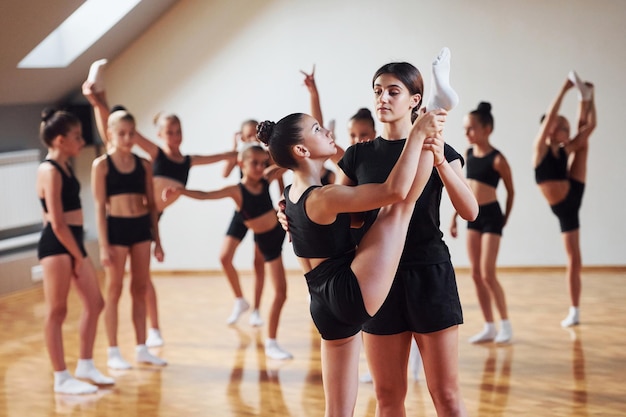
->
[256, 120, 275, 145]
[355, 108, 372, 117]
[477, 101, 492, 113]
[41, 107, 57, 122]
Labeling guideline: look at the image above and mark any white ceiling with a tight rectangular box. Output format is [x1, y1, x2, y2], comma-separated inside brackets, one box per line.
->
[0, 0, 179, 106]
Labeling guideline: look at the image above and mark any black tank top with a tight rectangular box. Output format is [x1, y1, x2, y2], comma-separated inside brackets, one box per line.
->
[535, 147, 567, 183]
[239, 179, 274, 220]
[39, 159, 81, 213]
[106, 154, 146, 196]
[284, 185, 355, 258]
[466, 148, 500, 188]
[152, 148, 191, 185]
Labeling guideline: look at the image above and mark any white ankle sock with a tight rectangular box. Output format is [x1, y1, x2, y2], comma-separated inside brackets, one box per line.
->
[568, 71, 593, 101]
[227, 297, 250, 325]
[495, 319, 513, 344]
[265, 338, 293, 360]
[75, 359, 115, 385]
[561, 306, 580, 327]
[469, 322, 497, 343]
[54, 370, 98, 394]
[136, 344, 167, 366]
[249, 309, 264, 327]
[146, 328, 164, 348]
[107, 346, 132, 370]
[426, 47, 459, 111]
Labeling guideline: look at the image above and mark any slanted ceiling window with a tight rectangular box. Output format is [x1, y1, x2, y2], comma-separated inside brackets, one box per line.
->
[18, 0, 141, 68]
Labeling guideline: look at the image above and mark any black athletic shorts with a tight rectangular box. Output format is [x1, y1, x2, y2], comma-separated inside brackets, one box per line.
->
[467, 201, 505, 236]
[107, 215, 152, 247]
[362, 260, 463, 335]
[38, 223, 87, 260]
[254, 223, 285, 261]
[305, 251, 371, 340]
[225, 211, 248, 240]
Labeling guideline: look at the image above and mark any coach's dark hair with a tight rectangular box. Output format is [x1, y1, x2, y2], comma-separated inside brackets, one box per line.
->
[350, 108, 375, 130]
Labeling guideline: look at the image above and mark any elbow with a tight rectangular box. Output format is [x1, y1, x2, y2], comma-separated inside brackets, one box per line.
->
[461, 201, 480, 222]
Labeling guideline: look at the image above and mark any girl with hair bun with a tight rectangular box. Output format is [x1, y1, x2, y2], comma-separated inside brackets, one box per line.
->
[451, 101, 515, 344]
[260, 104, 446, 415]
[37, 108, 113, 394]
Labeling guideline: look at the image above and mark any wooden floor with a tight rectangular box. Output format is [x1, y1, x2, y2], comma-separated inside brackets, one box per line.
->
[1, 267, 625, 416]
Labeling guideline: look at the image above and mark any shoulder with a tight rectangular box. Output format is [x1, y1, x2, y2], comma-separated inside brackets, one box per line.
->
[445, 143, 464, 165]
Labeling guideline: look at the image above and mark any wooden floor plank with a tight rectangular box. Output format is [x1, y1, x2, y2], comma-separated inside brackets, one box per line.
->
[0, 268, 625, 416]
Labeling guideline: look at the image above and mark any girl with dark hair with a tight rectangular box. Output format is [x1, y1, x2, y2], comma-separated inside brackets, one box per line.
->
[83, 77, 237, 347]
[450, 101, 515, 344]
[91, 110, 167, 370]
[533, 72, 596, 327]
[337, 57, 477, 417]
[37, 109, 113, 394]
[260, 102, 445, 415]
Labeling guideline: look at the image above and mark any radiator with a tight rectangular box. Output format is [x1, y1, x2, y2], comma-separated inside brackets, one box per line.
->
[0, 150, 42, 235]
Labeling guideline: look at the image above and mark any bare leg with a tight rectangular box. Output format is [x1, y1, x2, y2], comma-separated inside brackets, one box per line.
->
[130, 241, 167, 366]
[467, 230, 496, 343]
[128, 241, 151, 345]
[104, 246, 129, 348]
[481, 233, 506, 320]
[41, 255, 73, 372]
[363, 332, 412, 417]
[264, 257, 291, 360]
[562, 231, 582, 315]
[219, 236, 245, 298]
[252, 244, 265, 310]
[321, 335, 362, 417]
[416, 327, 468, 417]
[72, 258, 105, 359]
[145, 278, 159, 330]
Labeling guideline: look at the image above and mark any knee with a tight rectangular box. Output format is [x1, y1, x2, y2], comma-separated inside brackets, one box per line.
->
[273, 288, 287, 305]
[87, 296, 105, 315]
[130, 279, 148, 299]
[374, 382, 407, 408]
[429, 384, 463, 415]
[219, 252, 234, 266]
[47, 303, 68, 324]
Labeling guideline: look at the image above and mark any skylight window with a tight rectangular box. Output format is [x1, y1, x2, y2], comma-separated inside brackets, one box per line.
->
[18, 0, 141, 68]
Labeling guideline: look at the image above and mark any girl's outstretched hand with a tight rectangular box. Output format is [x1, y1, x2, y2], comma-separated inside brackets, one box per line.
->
[162, 186, 182, 202]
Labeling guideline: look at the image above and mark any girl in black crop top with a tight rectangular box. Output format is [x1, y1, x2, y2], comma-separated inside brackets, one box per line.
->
[36, 108, 113, 394]
[163, 145, 293, 360]
[451, 101, 515, 345]
[532, 72, 596, 329]
[257, 108, 445, 413]
[83, 81, 237, 348]
[91, 109, 167, 368]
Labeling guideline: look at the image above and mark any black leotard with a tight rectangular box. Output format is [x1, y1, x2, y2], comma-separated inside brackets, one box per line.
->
[39, 160, 81, 213]
[106, 154, 146, 196]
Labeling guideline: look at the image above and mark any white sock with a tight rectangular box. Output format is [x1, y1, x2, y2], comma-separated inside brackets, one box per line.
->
[86, 59, 108, 92]
[568, 70, 593, 101]
[426, 47, 459, 111]
[227, 297, 250, 325]
[75, 359, 115, 385]
[494, 319, 513, 344]
[249, 309, 264, 327]
[107, 346, 132, 370]
[561, 306, 580, 327]
[265, 338, 293, 360]
[136, 344, 168, 366]
[146, 328, 164, 348]
[469, 322, 497, 343]
[54, 370, 98, 395]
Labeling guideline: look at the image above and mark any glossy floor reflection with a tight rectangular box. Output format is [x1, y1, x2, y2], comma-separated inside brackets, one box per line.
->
[0, 268, 625, 416]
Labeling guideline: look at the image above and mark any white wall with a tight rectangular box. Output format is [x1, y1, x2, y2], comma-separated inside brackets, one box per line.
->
[100, 0, 626, 270]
